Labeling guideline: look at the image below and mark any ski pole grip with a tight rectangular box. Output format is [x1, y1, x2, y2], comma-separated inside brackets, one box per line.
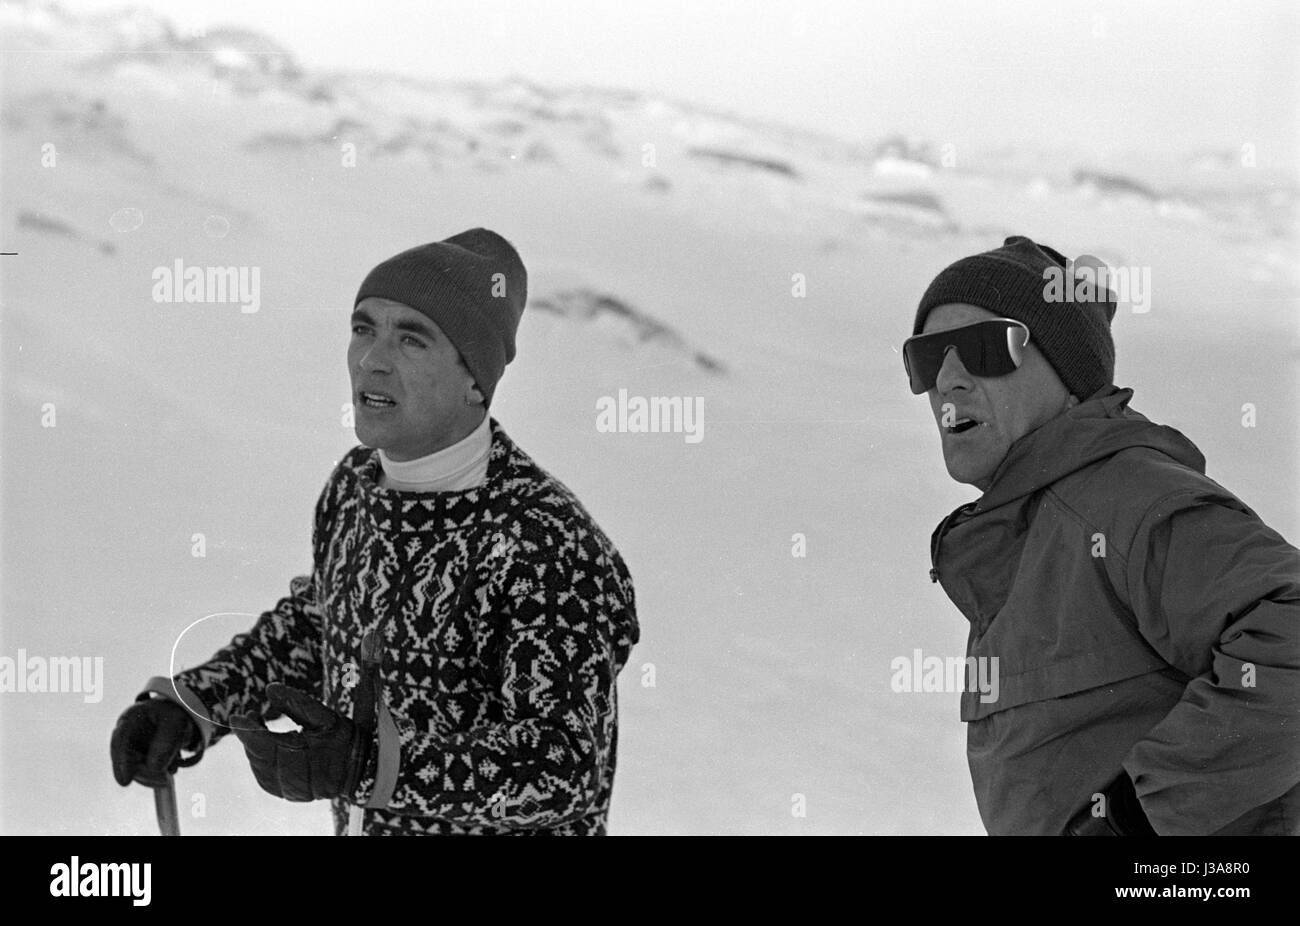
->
[346, 631, 384, 835]
[360, 630, 383, 670]
[352, 631, 383, 731]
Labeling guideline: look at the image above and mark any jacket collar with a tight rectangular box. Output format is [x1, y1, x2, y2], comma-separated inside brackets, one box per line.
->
[928, 385, 1206, 580]
[973, 385, 1204, 513]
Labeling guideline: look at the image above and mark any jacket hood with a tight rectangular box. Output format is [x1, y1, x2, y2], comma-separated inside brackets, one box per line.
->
[971, 385, 1206, 514]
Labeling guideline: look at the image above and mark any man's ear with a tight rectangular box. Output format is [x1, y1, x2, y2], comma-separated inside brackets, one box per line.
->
[1065, 393, 1080, 410]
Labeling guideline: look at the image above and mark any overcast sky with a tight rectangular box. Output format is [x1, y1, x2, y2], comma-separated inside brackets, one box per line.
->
[54, 0, 1300, 166]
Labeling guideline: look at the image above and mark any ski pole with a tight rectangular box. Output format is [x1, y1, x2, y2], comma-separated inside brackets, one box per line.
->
[153, 772, 181, 836]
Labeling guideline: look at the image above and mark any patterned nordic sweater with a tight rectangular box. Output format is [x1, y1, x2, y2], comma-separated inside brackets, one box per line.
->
[172, 419, 639, 834]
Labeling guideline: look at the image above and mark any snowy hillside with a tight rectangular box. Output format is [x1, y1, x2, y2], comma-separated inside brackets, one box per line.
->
[1, 1, 1296, 835]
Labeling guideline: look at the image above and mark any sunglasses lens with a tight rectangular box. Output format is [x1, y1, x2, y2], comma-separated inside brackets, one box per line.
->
[902, 320, 1027, 394]
[903, 343, 938, 395]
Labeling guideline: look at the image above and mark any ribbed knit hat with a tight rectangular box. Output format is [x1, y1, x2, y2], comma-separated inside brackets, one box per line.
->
[913, 236, 1116, 400]
[354, 228, 527, 406]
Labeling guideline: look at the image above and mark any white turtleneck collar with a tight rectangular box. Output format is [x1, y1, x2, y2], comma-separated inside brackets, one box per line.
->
[377, 415, 492, 493]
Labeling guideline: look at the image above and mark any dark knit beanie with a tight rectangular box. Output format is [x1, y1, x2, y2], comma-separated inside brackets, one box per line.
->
[913, 236, 1116, 400]
[354, 228, 527, 406]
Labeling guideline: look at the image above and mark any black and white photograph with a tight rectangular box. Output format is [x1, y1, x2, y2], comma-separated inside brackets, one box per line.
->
[0, 0, 1296, 885]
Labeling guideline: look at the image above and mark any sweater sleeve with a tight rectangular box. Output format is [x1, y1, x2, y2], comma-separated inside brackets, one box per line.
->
[168, 478, 335, 746]
[1121, 491, 1300, 835]
[367, 547, 629, 829]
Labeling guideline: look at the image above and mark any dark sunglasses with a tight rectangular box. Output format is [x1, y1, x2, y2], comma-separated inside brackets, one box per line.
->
[902, 318, 1030, 395]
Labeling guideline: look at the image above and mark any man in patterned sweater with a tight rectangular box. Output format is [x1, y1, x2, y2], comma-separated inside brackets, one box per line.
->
[111, 229, 639, 835]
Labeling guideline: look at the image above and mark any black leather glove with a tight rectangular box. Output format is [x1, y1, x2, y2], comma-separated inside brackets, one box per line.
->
[231, 683, 373, 803]
[110, 695, 203, 788]
[1064, 771, 1158, 836]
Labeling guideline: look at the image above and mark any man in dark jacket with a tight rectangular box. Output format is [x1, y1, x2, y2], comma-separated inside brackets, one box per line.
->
[111, 229, 639, 834]
[905, 235, 1300, 835]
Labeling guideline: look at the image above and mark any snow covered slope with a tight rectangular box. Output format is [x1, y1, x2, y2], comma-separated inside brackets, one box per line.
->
[1, 1, 1296, 834]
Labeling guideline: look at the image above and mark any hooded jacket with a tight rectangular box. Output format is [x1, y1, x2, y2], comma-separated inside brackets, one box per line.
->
[930, 386, 1300, 835]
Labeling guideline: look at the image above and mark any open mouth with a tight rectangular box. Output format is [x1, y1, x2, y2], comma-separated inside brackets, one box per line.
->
[945, 417, 984, 435]
[359, 390, 397, 409]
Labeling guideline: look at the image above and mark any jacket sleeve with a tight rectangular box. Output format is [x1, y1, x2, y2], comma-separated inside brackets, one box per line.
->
[165, 479, 335, 747]
[1121, 490, 1300, 835]
[366, 547, 632, 829]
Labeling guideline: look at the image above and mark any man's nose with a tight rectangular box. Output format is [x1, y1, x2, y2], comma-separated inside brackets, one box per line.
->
[359, 339, 394, 372]
[933, 346, 972, 393]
